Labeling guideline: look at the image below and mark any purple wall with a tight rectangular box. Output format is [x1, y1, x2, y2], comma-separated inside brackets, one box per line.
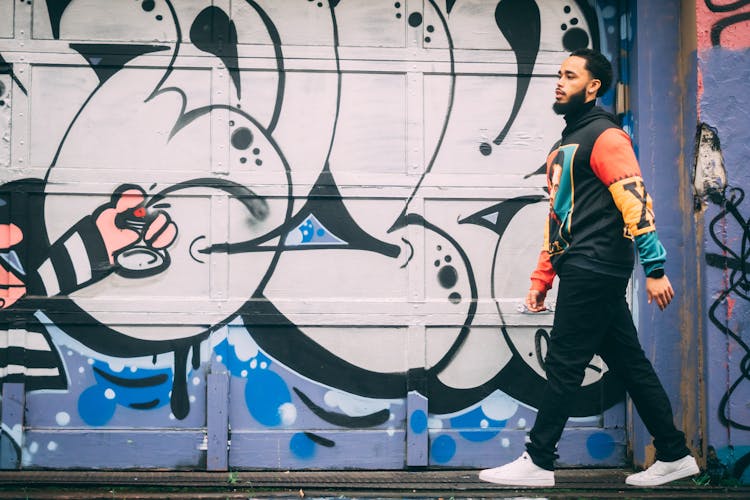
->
[630, 0, 702, 468]
[697, 0, 750, 485]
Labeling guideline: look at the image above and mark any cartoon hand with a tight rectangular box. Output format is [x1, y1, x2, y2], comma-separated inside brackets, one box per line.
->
[0, 223, 26, 309]
[95, 185, 177, 264]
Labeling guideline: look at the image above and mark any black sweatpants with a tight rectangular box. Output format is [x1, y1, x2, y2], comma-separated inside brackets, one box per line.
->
[525, 266, 690, 470]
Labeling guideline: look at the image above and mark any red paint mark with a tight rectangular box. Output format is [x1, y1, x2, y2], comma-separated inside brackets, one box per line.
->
[726, 295, 736, 319]
[697, 1, 750, 51]
[134, 207, 147, 218]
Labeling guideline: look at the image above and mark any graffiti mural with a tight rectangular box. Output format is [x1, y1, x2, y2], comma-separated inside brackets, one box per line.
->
[0, 0, 625, 469]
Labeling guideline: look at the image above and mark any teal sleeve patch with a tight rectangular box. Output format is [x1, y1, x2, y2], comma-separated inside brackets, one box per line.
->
[635, 231, 667, 275]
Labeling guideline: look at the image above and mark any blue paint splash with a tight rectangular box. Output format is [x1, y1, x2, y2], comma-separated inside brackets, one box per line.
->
[290, 432, 316, 459]
[78, 361, 172, 426]
[450, 405, 506, 442]
[586, 432, 616, 459]
[285, 214, 346, 246]
[214, 338, 293, 427]
[410, 409, 427, 434]
[431, 434, 457, 463]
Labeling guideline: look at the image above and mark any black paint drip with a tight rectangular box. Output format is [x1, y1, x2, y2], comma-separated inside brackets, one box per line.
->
[191, 341, 201, 370]
[45, 0, 75, 39]
[482, 0, 541, 155]
[170, 345, 190, 419]
[190, 7, 242, 99]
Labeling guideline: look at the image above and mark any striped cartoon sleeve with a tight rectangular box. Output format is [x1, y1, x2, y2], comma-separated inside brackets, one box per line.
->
[25, 215, 112, 296]
[590, 128, 666, 276]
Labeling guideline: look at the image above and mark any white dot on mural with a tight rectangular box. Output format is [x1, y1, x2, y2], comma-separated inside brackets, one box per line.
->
[501, 438, 510, 448]
[169, 413, 176, 420]
[104, 388, 116, 400]
[480, 419, 489, 428]
[67, 350, 73, 356]
[130, 366, 137, 373]
[241, 370, 248, 378]
[189, 395, 196, 403]
[250, 359, 258, 369]
[227, 328, 259, 361]
[481, 391, 519, 421]
[78, 367, 84, 374]
[517, 418, 526, 428]
[29, 442, 39, 453]
[55, 412, 70, 426]
[108, 361, 125, 372]
[286, 230, 303, 246]
[387, 428, 396, 437]
[87, 358, 94, 365]
[428, 417, 443, 430]
[47, 441, 58, 451]
[279, 403, 297, 425]
[215, 355, 223, 363]
[192, 377, 201, 386]
[260, 361, 268, 369]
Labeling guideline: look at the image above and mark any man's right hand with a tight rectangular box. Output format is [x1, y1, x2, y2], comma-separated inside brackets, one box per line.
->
[525, 289, 547, 312]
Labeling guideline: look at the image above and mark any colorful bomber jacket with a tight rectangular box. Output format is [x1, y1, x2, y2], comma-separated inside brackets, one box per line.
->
[530, 102, 666, 292]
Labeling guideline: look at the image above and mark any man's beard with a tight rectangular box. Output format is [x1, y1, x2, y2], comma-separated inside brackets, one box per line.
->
[553, 87, 588, 116]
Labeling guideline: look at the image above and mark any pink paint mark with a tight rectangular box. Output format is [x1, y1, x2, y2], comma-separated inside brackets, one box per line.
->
[697, 1, 750, 51]
[726, 295, 736, 319]
[697, 65, 704, 114]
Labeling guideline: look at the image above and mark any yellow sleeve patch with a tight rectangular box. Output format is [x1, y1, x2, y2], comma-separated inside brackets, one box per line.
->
[608, 176, 656, 238]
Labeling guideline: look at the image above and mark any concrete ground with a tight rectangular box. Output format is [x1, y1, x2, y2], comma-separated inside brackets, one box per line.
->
[1, 469, 749, 499]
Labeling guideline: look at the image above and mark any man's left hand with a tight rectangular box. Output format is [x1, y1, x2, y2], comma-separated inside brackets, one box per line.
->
[646, 275, 674, 311]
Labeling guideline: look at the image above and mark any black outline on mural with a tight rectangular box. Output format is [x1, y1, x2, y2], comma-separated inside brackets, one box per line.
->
[706, 186, 750, 431]
[704, 0, 750, 46]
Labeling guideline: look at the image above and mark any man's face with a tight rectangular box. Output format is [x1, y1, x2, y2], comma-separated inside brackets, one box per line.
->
[552, 55, 598, 116]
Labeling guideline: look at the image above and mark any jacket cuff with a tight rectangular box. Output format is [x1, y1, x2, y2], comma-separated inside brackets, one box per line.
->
[530, 278, 551, 293]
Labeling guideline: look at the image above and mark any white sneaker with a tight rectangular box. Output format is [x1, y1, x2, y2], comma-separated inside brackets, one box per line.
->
[479, 452, 555, 487]
[625, 455, 700, 486]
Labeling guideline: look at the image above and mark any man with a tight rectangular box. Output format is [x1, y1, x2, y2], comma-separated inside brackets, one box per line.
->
[479, 49, 699, 487]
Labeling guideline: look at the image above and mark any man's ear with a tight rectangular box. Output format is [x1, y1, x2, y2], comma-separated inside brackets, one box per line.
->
[588, 79, 602, 95]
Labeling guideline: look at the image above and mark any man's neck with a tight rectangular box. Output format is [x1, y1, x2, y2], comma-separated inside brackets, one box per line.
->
[564, 100, 596, 123]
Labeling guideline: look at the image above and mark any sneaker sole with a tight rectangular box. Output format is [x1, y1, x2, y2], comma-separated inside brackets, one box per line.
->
[478, 471, 554, 487]
[625, 463, 700, 487]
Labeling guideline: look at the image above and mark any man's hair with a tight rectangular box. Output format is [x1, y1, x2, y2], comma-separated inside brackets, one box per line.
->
[570, 48, 612, 97]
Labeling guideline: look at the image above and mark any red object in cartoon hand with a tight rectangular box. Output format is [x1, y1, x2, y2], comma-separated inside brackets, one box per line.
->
[96, 185, 178, 278]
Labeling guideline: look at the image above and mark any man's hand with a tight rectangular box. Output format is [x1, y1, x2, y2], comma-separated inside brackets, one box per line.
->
[0, 223, 26, 309]
[525, 289, 547, 313]
[646, 275, 674, 311]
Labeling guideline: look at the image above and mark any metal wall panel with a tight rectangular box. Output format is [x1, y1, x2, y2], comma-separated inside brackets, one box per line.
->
[0, 0, 625, 470]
